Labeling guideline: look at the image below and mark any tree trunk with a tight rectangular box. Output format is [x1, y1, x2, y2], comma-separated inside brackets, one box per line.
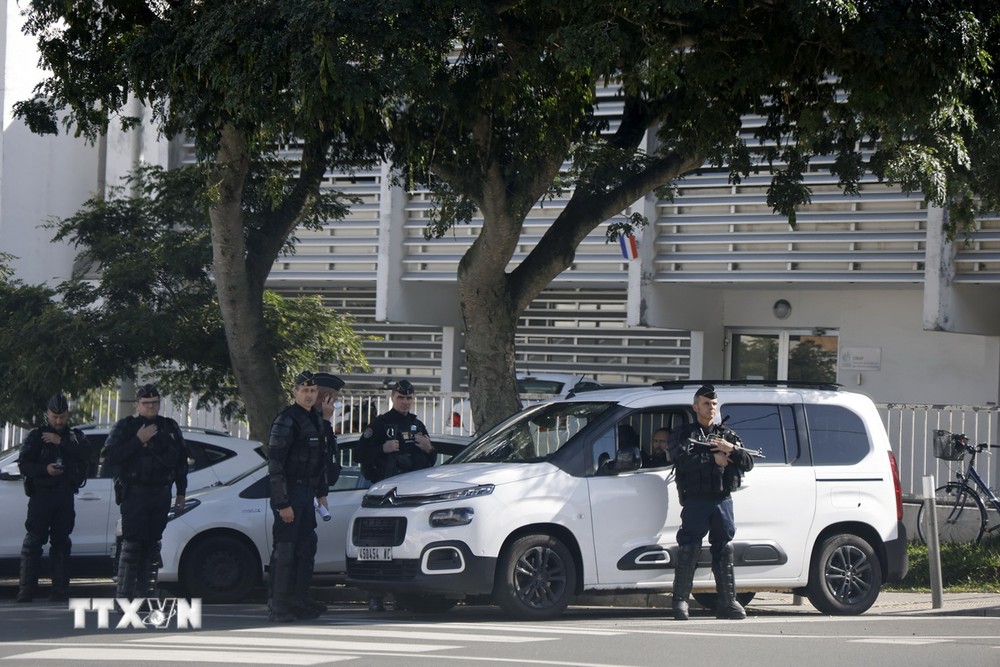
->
[208, 124, 286, 443]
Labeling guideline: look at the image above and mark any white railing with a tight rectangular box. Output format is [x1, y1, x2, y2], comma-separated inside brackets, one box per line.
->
[3, 395, 997, 500]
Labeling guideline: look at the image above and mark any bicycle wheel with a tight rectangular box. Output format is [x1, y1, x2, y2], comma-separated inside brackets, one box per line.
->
[917, 483, 987, 544]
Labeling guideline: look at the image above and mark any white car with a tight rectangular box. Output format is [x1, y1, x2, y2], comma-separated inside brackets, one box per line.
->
[446, 373, 607, 434]
[154, 433, 470, 602]
[0, 426, 264, 577]
[348, 382, 909, 619]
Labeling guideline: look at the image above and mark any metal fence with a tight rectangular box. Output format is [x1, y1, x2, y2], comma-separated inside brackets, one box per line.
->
[3, 394, 997, 501]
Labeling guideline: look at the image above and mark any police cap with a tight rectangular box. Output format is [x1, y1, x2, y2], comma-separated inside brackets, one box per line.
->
[47, 393, 69, 414]
[391, 379, 415, 396]
[314, 372, 345, 390]
[694, 384, 716, 400]
[294, 371, 317, 387]
[136, 384, 160, 399]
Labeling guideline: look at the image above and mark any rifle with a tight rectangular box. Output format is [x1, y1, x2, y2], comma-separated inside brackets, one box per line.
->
[685, 416, 766, 459]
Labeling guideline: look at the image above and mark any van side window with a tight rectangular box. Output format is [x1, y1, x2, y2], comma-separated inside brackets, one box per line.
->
[804, 404, 870, 465]
[721, 404, 798, 463]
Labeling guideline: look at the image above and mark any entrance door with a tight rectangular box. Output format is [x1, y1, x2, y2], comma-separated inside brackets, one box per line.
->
[728, 330, 838, 383]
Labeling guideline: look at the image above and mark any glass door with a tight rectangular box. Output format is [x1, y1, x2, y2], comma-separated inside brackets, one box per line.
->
[728, 330, 838, 383]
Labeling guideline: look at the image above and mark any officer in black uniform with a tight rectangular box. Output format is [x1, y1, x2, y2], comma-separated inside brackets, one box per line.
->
[16, 394, 90, 602]
[356, 378, 436, 610]
[356, 379, 436, 484]
[313, 372, 345, 489]
[669, 384, 754, 621]
[104, 384, 188, 600]
[267, 371, 330, 622]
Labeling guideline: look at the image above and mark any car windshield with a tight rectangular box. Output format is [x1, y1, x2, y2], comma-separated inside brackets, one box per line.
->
[516, 379, 567, 394]
[449, 401, 613, 464]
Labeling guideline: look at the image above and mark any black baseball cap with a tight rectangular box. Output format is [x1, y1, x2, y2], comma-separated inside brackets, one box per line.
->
[314, 372, 345, 390]
[694, 384, 717, 400]
[47, 394, 69, 414]
[391, 379, 415, 396]
[294, 371, 317, 387]
[136, 384, 160, 399]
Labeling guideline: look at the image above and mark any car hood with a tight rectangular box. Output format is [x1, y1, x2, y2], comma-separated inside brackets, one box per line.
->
[367, 462, 558, 495]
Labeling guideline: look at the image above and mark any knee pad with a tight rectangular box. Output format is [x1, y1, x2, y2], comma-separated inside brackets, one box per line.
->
[21, 533, 43, 557]
[120, 539, 143, 565]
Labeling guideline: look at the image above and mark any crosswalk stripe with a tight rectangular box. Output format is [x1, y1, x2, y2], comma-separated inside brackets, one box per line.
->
[128, 634, 457, 653]
[400, 622, 624, 636]
[231, 625, 556, 643]
[5, 648, 350, 664]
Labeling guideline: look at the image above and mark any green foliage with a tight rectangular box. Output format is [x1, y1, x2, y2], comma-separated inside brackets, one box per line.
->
[1, 165, 374, 426]
[0, 274, 124, 427]
[897, 542, 1000, 593]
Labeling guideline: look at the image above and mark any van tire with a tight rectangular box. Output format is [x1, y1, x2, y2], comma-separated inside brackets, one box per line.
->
[806, 534, 881, 615]
[494, 534, 576, 620]
[180, 534, 260, 603]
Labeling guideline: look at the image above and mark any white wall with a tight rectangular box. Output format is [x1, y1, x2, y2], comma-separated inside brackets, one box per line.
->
[1, 4, 100, 286]
[716, 286, 1000, 406]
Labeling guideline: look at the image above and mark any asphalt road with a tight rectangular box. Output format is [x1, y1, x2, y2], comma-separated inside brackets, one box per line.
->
[1, 588, 999, 666]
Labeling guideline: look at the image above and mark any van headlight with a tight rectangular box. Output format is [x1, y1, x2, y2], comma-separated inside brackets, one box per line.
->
[429, 507, 474, 527]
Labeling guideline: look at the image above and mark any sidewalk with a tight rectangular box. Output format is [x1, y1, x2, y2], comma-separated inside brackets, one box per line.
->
[573, 589, 1000, 617]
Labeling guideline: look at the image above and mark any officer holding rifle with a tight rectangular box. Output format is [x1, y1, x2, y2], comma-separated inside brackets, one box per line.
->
[668, 384, 754, 621]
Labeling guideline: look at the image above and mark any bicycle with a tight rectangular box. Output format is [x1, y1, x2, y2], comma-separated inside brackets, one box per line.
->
[917, 430, 1000, 544]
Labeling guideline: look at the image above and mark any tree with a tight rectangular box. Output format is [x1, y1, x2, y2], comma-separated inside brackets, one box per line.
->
[389, 1, 1000, 431]
[0, 167, 372, 428]
[0, 262, 121, 427]
[51, 165, 373, 425]
[16, 1, 456, 440]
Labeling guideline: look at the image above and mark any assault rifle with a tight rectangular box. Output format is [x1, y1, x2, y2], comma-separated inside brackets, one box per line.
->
[685, 416, 766, 459]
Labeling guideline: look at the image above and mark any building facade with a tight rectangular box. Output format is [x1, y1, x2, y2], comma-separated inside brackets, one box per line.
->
[3, 6, 998, 407]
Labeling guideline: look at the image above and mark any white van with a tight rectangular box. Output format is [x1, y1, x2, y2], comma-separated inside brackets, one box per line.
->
[346, 382, 908, 619]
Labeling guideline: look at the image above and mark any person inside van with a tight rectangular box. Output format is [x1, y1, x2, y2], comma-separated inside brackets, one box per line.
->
[643, 428, 671, 468]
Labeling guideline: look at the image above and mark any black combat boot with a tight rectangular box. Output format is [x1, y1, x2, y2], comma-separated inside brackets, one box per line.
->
[671, 544, 700, 621]
[17, 535, 43, 603]
[135, 541, 161, 599]
[713, 544, 747, 620]
[48, 539, 72, 602]
[269, 542, 298, 622]
[291, 548, 324, 618]
[116, 540, 142, 600]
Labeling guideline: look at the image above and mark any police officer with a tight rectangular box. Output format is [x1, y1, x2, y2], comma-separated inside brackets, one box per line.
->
[669, 384, 754, 621]
[356, 379, 436, 484]
[313, 372, 345, 489]
[16, 394, 90, 602]
[104, 384, 188, 600]
[267, 371, 330, 622]
[356, 378, 436, 610]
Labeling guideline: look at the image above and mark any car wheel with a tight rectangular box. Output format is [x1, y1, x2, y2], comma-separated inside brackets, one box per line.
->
[805, 534, 882, 615]
[393, 593, 458, 614]
[692, 591, 756, 610]
[180, 534, 260, 603]
[493, 534, 576, 620]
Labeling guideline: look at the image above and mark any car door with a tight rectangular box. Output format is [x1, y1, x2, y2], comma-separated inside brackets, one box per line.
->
[587, 415, 679, 587]
[72, 434, 117, 557]
[315, 469, 369, 573]
[713, 397, 816, 584]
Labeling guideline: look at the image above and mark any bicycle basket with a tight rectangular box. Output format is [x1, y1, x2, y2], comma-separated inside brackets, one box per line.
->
[932, 430, 966, 461]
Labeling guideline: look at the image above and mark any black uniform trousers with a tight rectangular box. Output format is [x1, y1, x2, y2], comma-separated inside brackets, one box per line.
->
[676, 493, 736, 566]
[24, 487, 76, 554]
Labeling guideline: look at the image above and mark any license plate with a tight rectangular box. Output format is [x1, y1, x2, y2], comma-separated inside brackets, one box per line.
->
[358, 546, 392, 561]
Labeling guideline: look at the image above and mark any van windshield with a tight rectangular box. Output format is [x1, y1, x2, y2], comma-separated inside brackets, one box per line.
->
[449, 401, 613, 464]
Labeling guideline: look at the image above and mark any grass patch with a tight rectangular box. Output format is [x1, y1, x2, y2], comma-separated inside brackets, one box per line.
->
[889, 541, 1000, 593]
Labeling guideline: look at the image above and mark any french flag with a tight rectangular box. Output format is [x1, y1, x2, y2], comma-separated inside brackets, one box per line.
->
[619, 233, 639, 260]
